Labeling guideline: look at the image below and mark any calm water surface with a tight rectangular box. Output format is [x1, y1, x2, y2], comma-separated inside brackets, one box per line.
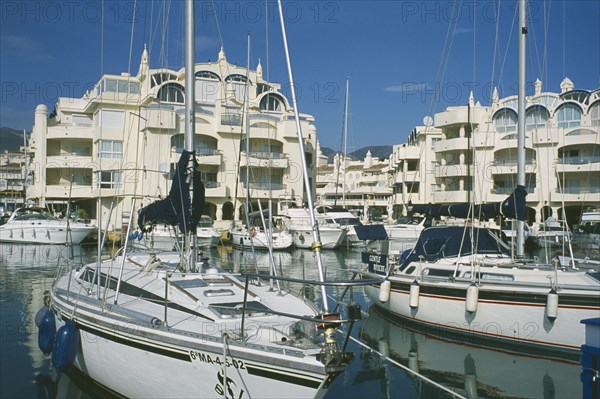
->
[0, 242, 589, 399]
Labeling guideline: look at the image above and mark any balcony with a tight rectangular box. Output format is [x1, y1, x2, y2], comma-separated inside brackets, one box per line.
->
[45, 184, 93, 198]
[241, 152, 289, 169]
[554, 157, 600, 173]
[433, 137, 469, 152]
[197, 150, 223, 166]
[489, 160, 536, 175]
[432, 190, 469, 203]
[551, 187, 600, 202]
[46, 125, 93, 140]
[204, 181, 229, 198]
[435, 163, 472, 178]
[46, 155, 93, 167]
[242, 182, 288, 197]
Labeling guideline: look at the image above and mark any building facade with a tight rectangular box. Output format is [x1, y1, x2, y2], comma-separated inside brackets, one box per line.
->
[316, 149, 393, 221]
[0, 149, 28, 213]
[386, 79, 599, 227]
[27, 48, 318, 231]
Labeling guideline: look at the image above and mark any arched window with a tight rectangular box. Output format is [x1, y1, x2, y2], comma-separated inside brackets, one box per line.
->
[195, 71, 220, 81]
[525, 107, 549, 131]
[151, 73, 177, 88]
[259, 93, 284, 112]
[158, 83, 185, 104]
[494, 109, 517, 133]
[590, 101, 600, 127]
[195, 71, 221, 103]
[556, 103, 582, 128]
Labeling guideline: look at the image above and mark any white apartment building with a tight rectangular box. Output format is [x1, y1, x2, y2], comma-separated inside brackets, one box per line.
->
[316, 148, 393, 221]
[27, 48, 318, 231]
[0, 150, 28, 213]
[388, 79, 599, 227]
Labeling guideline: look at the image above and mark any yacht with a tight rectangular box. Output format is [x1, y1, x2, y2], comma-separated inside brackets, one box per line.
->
[0, 207, 95, 244]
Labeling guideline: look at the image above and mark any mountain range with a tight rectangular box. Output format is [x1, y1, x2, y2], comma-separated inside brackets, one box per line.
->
[0, 127, 28, 152]
[320, 145, 393, 162]
[0, 126, 393, 161]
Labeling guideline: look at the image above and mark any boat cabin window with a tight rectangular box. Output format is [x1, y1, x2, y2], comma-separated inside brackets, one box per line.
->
[422, 268, 454, 278]
[403, 266, 416, 275]
[14, 209, 56, 221]
[462, 272, 514, 282]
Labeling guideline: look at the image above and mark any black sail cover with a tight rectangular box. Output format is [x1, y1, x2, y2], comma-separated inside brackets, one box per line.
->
[409, 185, 527, 221]
[138, 150, 205, 234]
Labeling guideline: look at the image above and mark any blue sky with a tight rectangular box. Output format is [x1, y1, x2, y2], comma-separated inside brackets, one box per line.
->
[1, 1, 599, 151]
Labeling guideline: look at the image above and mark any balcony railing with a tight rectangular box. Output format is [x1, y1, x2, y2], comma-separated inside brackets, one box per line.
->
[556, 186, 600, 194]
[243, 182, 287, 190]
[556, 156, 600, 165]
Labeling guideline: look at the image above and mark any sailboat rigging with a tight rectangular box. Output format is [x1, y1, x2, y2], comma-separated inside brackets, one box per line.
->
[357, 0, 600, 357]
[40, 1, 376, 397]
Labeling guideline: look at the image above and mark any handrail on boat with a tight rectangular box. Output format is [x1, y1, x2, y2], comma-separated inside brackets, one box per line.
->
[241, 271, 383, 287]
[240, 271, 381, 344]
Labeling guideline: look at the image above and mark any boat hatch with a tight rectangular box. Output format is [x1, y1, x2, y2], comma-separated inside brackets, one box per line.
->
[209, 301, 271, 318]
[204, 289, 235, 297]
[171, 278, 207, 289]
[587, 271, 600, 283]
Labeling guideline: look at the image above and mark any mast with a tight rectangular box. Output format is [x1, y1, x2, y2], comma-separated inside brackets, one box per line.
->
[184, 0, 197, 266]
[342, 78, 349, 207]
[516, 0, 527, 257]
[277, 0, 329, 312]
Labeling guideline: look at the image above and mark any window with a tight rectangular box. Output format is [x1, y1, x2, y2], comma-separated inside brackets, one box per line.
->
[72, 114, 93, 126]
[556, 104, 582, 128]
[151, 73, 177, 88]
[525, 107, 549, 131]
[99, 171, 123, 189]
[158, 83, 185, 104]
[98, 109, 125, 128]
[590, 102, 600, 127]
[103, 79, 139, 94]
[494, 109, 517, 133]
[257, 83, 271, 96]
[260, 94, 283, 112]
[99, 140, 123, 159]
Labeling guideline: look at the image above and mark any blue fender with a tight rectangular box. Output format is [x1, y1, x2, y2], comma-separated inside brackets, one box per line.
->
[38, 310, 56, 355]
[35, 305, 49, 328]
[51, 320, 80, 371]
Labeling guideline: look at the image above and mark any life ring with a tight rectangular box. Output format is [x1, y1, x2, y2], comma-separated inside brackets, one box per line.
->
[250, 227, 257, 237]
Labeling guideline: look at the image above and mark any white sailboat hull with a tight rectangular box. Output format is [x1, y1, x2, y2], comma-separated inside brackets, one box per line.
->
[291, 228, 346, 249]
[363, 271, 600, 354]
[54, 314, 329, 399]
[50, 255, 343, 398]
[230, 229, 293, 250]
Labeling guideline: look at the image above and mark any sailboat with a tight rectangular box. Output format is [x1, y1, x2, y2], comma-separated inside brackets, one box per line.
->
[320, 78, 365, 248]
[42, 2, 376, 397]
[358, 0, 600, 357]
[276, 198, 347, 249]
[228, 35, 293, 252]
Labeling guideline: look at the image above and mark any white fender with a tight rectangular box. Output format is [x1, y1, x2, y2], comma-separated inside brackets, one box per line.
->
[409, 280, 420, 309]
[546, 288, 559, 321]
[379, 279, 391, 302]
[465, 283, 479, 313]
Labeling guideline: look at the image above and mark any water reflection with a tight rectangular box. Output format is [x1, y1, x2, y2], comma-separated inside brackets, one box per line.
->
[360, 306, 580, 398]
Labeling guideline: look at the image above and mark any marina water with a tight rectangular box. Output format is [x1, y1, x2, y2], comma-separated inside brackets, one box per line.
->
[1, 243, 588, 398]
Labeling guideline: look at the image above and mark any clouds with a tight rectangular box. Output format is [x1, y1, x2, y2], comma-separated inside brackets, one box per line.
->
[0, 34, 53, 61]
[384, 82, 431, 93]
